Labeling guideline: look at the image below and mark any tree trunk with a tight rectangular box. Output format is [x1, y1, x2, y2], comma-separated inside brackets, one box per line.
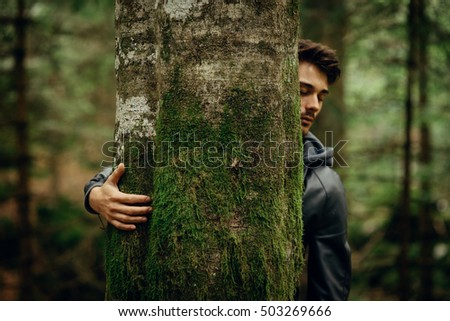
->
[399, 0, 420, 300]
[107, 0, 303, 300]
[417, 0, 434, 301]
[14, 0, 33, 301]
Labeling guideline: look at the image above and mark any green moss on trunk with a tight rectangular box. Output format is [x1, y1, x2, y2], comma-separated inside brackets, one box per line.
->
[142, 66, 303, 300]
[105, 140, 153, 300]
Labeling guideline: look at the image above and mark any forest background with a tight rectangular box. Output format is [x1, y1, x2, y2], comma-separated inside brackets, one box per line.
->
[0, 0, 449, 300]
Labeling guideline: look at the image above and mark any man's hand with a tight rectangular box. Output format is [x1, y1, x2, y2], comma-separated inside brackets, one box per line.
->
[88, 163, 152, 231]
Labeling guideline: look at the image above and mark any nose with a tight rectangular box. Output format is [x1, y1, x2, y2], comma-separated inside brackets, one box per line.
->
[302, 95, 320, 114]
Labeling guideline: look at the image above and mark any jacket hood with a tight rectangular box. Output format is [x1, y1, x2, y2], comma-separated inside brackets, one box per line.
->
[303, 132, 334, 168]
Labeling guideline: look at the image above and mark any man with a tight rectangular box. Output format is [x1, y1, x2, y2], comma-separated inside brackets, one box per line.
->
[84, 39, 351, 300]
[296, 39, 351, 300]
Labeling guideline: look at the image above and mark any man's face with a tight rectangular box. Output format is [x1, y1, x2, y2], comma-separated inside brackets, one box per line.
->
[298, 62, 329, 135]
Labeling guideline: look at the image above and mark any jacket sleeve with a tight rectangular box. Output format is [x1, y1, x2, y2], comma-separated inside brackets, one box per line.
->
[83, 167, 113, 214]
[306, 170, 352, 301]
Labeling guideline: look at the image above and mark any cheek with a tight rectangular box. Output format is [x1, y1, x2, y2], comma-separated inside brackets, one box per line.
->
[300, 99, 307, 112]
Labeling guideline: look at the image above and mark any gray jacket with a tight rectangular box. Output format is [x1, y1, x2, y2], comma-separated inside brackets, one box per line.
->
[83, 132, 351, 300]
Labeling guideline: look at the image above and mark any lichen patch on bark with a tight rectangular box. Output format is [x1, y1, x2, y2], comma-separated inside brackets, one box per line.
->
[115, 95, 156, 140]
[161, 0, 210, 20]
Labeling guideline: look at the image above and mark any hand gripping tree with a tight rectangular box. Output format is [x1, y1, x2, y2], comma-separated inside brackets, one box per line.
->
[107, 0, 303, 300]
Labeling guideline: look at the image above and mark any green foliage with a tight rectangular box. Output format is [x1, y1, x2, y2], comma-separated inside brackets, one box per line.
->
[0, 0, 114, 300]
[0, 197, 105, 300]
[340, 0, 450, 300]
[33, 198, 106, 300]
[27, 0, 115, 167]
[302, 0, 450, 300]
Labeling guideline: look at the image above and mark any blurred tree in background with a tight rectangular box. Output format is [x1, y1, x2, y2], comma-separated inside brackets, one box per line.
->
[302, 0, 450, 300]
[0, 0, 115, 300]
[0, 0, 449, 300]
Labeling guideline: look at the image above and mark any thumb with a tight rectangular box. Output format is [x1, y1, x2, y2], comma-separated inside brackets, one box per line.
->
[107, 163, 125, 186]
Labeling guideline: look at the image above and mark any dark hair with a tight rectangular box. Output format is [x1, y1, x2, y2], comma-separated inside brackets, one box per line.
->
[298, 39, 341, 85]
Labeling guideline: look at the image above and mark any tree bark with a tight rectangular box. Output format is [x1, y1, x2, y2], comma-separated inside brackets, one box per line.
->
[14, 0, 33, 301]
[399, 0, 420, 301]
[107, 0, 303, 300]
[417, 0, 434, 301]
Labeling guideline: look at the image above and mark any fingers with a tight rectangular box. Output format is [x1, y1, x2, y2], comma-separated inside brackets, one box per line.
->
[96, 163, 153, 232]
[102, 209, 150, 231]
[116, 191, 151, 205]
[102, 203, 152, 231]
[111, 212, 148, 224]
[114, 203, 152, 216]
[106, 164, 152, 204]
[107, 163, 126, 186]
[109, 220, 137, 231]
